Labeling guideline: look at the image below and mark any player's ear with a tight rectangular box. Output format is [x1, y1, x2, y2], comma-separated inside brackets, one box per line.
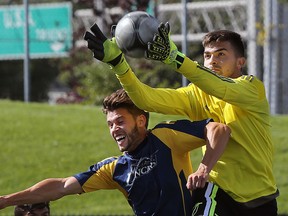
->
[137, 114, 147, 128]
[237, 57, 246, 71]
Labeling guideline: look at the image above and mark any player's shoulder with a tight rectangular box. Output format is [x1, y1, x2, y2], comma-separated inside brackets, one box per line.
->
[238, 75, 265, 88]
[97, 156, 119, 167]
[238, 75, 262, 83]
[152, 120, 177, 129]
[152, 119, 211, 131]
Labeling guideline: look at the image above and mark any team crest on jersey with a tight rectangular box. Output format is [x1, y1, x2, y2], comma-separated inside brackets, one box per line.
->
[126, 152, 158, 186]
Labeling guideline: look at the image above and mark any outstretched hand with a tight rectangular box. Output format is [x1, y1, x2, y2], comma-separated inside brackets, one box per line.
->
[84, 23, 122, 65]
[146, 22, 185, 69]
[84, 23, 129, 75]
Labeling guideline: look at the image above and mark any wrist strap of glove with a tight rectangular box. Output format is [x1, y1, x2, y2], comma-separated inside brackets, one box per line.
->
[166, 51, 185, 69]
[108, 53, 129, 75]
[175, 51, 185, 69]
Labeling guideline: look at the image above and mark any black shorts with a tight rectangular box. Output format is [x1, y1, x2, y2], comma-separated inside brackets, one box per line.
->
[191, 182, 278, 216]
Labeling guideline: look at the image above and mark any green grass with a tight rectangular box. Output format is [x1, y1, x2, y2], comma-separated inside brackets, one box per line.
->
[0, 100, 287, 215]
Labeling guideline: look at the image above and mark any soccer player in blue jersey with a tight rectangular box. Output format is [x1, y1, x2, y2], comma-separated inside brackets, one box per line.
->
[0, 89, 230, 215]
[84, 22, 279, 215]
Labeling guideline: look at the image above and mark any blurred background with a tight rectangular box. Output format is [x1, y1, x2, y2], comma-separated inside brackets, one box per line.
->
[0, 0, 288, 114]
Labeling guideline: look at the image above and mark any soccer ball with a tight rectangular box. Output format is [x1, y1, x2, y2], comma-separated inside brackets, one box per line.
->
[114, 11, 160, 58]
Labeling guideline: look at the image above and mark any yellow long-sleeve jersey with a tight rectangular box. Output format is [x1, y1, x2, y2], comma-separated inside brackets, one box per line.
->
[117, 57, 279, 207]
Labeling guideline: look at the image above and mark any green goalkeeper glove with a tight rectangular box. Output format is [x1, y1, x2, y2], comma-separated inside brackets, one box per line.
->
[84, 23, 129, 75]
[146, 22, 185, 69]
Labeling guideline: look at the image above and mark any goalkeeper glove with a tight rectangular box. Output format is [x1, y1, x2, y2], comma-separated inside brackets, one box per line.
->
[145, 22, 185, 69]
[84, 23, 129, 75]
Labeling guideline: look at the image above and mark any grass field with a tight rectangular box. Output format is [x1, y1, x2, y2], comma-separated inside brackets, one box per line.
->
[0, 100, 287, 215]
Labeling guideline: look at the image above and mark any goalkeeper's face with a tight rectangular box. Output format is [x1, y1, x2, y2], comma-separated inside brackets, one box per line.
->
[203, 41, 246, 78]
[106, 108, 147, 152]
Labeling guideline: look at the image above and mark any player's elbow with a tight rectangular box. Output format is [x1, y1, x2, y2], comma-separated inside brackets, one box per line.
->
[206, 122, 231, 142]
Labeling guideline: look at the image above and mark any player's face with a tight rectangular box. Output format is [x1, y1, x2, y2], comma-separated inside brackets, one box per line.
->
[203, 41, 244, 78]
[107, 108, 145, 152]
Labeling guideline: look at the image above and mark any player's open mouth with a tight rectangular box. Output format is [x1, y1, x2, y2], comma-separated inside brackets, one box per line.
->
[116, 136, 125, 142]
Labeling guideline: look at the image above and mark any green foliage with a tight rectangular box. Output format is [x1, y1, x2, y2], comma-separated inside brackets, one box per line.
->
[56, 48, 126, 105]
[0, 100, 288, 215]
[56, 48, 122, 105]
[127, 57, 182, 88]
[76, 62, 122, 105]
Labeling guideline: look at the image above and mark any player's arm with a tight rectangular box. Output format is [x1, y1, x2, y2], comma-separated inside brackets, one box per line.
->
[0, 177, 82, 210]
[84, 23, 192, 116]
[186, 122, 231, 190]
[147, 22, 263, 107]
[153, 119, 230, 188]
[177, 58, 264, 107]
[117, 69, 192, 116]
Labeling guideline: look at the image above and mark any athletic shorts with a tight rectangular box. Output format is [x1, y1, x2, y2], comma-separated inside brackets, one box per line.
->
[191, 182, 278, 216]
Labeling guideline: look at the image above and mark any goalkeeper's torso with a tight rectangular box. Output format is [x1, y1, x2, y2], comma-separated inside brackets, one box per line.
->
[185, 76, 278, 206]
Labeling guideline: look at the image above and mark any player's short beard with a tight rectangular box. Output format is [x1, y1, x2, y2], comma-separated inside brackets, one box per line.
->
[124, 125, 141, 152]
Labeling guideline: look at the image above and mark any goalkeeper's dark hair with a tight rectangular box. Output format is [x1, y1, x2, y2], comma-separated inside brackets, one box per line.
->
[102, 88, 149, 128]
[202, 30, 245, 58]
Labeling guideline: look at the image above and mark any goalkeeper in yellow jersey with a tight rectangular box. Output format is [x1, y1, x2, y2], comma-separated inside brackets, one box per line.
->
[84, 23, 279, 215]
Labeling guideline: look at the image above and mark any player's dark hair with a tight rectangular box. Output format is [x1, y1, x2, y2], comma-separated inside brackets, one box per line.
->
[202, 30, 245, 57]
[102, 88, 149, 128]
[14, 202, 50, 216]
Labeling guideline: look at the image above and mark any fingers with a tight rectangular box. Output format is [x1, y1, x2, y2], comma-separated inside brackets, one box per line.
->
[84, 31, 105, 60]
[146, 32, 168, 60]
[158, 22, 169, 42]
[83, 31, 94, 41]
[147, 34, 165, 53]
[146, 42, 165, 61]
[157, 23, 166, 40]
[83, 23, 107, 46]
[84, 31, 104, 50]
[145, 49, 162, 61]
[148, 38, 164, 54]
[145, 22, 171, 61]
[186, 175, 198, 190]
[153, 33, 165, 46]
[164, 22, 170, 33]
[84, 35, 103, 51]
[186, 174, 208, 190]
[90, 23, 107, 42]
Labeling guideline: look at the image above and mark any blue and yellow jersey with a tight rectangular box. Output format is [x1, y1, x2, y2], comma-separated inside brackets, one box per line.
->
[117, 57, 279, 206]
[74, 119, 211, 216]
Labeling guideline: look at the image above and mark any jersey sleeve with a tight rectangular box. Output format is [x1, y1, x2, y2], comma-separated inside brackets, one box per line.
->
[74, 157, 121, 193]
[178, 57, 267, 109]
[117, 58, 267, 117]
[151, 119, 212, 153]
[116, 69, 192, 116]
